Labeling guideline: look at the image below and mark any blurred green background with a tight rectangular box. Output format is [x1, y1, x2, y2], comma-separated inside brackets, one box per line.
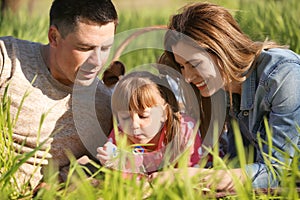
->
[0, 0, 299, 72]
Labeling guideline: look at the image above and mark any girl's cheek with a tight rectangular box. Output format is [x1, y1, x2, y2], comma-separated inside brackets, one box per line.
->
[140, 118, 152, 128]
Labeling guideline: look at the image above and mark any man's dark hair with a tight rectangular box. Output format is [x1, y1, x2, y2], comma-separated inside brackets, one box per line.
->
[50, 0, 118, 38]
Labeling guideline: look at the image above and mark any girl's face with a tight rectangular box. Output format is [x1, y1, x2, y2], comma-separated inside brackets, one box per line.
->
[117, 103, 167, 145]
[172, 41, 225, 97]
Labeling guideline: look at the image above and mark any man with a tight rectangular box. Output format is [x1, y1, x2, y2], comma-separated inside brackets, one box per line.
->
[0, 0, 118, 189]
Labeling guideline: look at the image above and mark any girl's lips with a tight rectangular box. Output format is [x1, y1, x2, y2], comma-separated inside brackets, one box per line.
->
[133, 134, 143, 140]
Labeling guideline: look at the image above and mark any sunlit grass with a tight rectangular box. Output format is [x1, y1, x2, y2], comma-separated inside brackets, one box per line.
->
[0, 84, 299, 199]
[0, 85, 51, 199]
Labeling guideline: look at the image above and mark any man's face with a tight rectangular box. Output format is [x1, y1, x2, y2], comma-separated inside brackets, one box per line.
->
[50, 21, 115, 86]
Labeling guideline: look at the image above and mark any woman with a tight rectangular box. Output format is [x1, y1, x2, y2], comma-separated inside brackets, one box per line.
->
[154, 2, 300, 190]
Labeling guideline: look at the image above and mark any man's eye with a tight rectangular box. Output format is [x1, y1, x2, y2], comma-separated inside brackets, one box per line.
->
[78, 47, 92, 51]
[101, 46, 111, 52]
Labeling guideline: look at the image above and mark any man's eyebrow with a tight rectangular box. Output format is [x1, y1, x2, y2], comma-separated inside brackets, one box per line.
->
[102, 43, 113, 48]
[76, 42, 95, 48]
[76, 42, 113, 48]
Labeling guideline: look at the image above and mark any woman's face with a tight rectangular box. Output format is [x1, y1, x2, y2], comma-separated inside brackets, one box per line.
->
[117, 95, 167, 145]
[172, 41, 225, 97]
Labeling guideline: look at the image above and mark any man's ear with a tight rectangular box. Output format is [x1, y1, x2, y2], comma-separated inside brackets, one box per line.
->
[48, 25, 59, 47]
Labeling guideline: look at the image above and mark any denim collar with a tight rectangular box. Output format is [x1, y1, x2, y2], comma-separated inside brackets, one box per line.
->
[241, 68, 257, 110]
[240, 50, 270, 111]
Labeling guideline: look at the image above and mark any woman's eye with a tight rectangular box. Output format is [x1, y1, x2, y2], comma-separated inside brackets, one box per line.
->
[191, 61, 203, 68]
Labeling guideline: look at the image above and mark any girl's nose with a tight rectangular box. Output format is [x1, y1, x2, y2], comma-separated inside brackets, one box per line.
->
[131, 113, 140, 130]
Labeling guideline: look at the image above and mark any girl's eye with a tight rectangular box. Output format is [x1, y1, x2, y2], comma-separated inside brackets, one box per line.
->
[138, 111, 150, 119]
[139, 114, 149, 119]
[121, 116, 130, 120]
[118, 112, 131, 121]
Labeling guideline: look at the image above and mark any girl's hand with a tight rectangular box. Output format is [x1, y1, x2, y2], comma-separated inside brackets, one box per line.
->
[96, 141, 118, 167]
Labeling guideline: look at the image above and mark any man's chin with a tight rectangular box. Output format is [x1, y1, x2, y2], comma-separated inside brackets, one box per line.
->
[75, 73, 98, 86]
[74, 77, 97, 86]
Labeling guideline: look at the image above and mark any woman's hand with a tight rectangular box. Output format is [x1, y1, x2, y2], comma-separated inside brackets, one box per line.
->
[148, 168, 246, 192]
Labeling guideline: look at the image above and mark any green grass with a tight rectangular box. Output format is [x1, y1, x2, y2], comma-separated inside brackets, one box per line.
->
[0, 87, 299, 199]
[0, 0, 299, 199]
[236, 0, 300, 53]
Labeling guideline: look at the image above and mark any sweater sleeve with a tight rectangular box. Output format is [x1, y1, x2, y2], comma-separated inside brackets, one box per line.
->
[0, 36, 15, 88]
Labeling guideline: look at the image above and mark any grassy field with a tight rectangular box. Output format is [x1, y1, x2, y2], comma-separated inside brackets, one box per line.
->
[0, 0, 299, 199]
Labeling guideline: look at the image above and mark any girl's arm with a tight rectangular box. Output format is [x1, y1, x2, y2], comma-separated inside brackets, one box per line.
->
[189, 130, 202, 167]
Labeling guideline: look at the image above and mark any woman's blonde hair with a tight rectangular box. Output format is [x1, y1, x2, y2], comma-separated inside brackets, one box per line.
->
[163, 2, 287, 109]
[164, 2, 285, 84]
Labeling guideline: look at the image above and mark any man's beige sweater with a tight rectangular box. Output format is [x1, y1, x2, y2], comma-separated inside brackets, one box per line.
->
[0, 36, 112, 188]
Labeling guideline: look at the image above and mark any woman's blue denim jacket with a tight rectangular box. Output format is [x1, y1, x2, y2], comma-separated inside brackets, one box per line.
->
[228, 48, 300, 188]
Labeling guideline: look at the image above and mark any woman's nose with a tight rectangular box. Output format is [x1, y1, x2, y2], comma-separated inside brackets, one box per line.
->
[183, 68, 196, 83]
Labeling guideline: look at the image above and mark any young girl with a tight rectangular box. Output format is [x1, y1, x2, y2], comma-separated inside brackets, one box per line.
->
[97, 70, 202, 175]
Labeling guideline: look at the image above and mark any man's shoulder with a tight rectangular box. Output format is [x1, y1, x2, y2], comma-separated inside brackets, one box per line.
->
[0, 36, 16, 43]
[0, 36, 36, 46]
[0, 36, 17, 55]
[96, 79, 112, 98]
[0, 36, 40, 57]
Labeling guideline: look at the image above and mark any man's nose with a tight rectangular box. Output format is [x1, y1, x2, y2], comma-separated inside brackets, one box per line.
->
[88, 47, 102, 67]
